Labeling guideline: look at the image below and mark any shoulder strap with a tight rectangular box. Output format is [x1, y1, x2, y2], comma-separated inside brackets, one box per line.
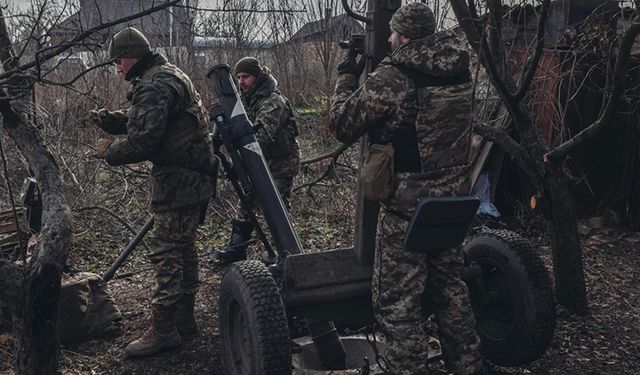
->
[387, 63, 471, 88]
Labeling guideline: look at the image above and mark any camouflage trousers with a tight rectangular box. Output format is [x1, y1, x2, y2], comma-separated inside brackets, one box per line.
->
[149, 204, 201, 307]
[238, 176, 294, 220]
[372, 210, 483, 375]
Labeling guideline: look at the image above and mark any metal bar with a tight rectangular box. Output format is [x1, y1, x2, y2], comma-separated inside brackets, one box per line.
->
[354, 0, 402, 265]
[282, 280, 371, 307]
[215, 149, 276, 259]
[102, 217, 154, 283]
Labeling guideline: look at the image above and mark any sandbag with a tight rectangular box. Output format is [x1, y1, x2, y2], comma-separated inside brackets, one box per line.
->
[59, 272, 121, 343]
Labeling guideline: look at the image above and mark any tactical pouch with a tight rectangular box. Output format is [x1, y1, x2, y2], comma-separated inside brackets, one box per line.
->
[403, 196, 479, 253]
[361, 143, 395, 202]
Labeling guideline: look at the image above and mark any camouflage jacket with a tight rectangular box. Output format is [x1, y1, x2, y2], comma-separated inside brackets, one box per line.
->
[243, 75, 300, 180]
[101, 53, 217, 212]
[329, 30, 474, 212]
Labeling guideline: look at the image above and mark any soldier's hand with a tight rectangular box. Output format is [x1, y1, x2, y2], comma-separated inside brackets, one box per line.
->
[96, 138, 112, 159]
[337, 53, 366, 76]
[89, 109, 109, 128]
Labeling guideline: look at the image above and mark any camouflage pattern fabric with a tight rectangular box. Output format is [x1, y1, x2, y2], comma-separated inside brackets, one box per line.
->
[330, 29, 473, 212]
[234, 73, 299, 221]
[243, 74, 300, 180]
[149, 204, 201, 306]
[389, 2, 436, 39]
[329, 29, 482, 374]
[374, 212, 483, 375]
[91, 108, 128, 135]
[100, 53, 217, 213]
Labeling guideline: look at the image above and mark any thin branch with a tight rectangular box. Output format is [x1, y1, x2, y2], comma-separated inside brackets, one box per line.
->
[0, 0, 180, 83]
[300, 142, 350, 165]
[451, 0, 481, 52]
[545, 15, 640, 162]
[340, 0, 371, 24]
[294, 142, 349, 193]
[75, 205, 140, 238]
[515, 0, 551, 101]
[450, 0, 514, 99]
[487, 0, 504, 66]
[180, 5, 305, 13]
[293, 164, 335, 193]
[480, 37, 517, 105]
[0, 115, 25, 260]
[475, 123, 543, 190]
[38, 60, 113, 87]
[74, 205, 151, 252]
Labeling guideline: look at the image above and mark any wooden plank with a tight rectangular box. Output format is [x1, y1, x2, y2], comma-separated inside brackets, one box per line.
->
[0, 232, 18, 247]
[469, 104, 510, 192]
[0, 221, 18, 235]
[0, 209, 24, 227]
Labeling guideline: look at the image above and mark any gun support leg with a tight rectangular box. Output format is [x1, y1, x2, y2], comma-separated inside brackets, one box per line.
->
[306, 319, 347, 370]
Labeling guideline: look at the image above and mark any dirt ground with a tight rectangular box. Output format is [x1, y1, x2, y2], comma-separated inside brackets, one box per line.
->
[1, 218, 639, 375]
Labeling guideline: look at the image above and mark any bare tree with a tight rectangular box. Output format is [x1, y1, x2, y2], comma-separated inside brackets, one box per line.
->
[0, 2, 179, 373]
[450, 0, 640, 315]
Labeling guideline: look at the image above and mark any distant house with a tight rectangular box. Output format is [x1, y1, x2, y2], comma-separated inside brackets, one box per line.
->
[288, 14, 364, 44]
[50, 0, 193, 49]
[192, 36, 275, 67]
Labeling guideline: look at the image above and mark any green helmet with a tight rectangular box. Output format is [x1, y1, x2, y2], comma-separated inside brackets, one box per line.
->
[390, 2, 436, 39]
[108, 27, 151, 59]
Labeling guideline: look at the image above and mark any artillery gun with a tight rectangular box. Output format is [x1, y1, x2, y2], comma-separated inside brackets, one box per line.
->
[209, 1, 556, 373]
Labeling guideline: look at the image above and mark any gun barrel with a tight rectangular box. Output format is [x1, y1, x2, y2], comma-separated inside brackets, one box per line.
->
[207, 64, 303, 256]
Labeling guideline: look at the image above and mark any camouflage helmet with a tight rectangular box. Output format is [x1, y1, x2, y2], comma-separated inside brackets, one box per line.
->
[108, 27, 151, 59]
[389, 2, 436, 39]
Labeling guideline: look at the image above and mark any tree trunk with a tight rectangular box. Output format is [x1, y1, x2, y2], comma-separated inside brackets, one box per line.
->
[2, 112, 73, 374]
[5, 116, 71, 375]
[448, 0, 589, 315]
[546, 165, 589, 315]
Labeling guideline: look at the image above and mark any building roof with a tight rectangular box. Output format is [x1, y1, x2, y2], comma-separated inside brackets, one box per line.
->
[193, 36, 274, 49]
[289, 14, 364, 44]
[50, 0, 192, 47]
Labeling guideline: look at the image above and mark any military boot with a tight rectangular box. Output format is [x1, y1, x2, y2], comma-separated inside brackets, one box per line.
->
[125, 305, 182, 358]
[215, 220, 253, 264]
[175, 293, 198, 336]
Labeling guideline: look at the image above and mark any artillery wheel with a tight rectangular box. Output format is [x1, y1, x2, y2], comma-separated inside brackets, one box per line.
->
[464, 229, 555, 366]
[219, 260, 291, 375]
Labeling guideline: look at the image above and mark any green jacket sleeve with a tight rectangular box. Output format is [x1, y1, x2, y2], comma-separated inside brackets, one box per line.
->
[329, 66, 406, 144]
[104, 78, 177, 166]
[254, 95, 287, 151]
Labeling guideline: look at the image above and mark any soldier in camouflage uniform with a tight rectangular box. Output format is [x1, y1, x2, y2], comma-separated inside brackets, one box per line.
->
[92, 27, 217, 358]
[329, 3, 485, 375]
[215, 57, 300, 264]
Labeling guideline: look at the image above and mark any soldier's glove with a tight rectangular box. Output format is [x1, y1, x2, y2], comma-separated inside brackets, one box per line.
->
[88, 109, 109, 129]
[337, 52, 366, 76]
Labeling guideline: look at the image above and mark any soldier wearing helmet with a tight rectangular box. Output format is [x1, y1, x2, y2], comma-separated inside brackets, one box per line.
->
[214, 56, 300, 264]
[329, 3, 486, 374]
[90, 27, 217, 358]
